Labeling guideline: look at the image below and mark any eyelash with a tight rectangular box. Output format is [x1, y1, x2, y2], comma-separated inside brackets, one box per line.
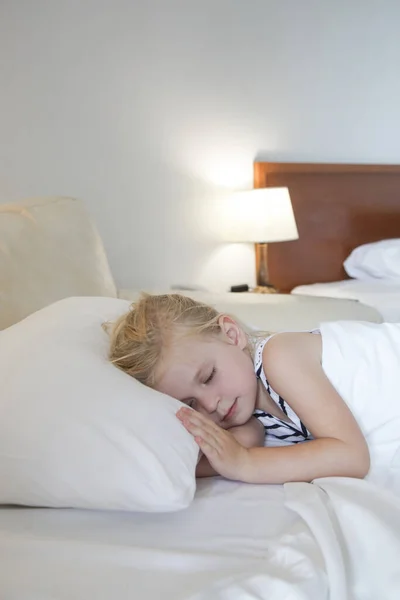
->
[204, 367, 216, 384]
[186, 368, 216, 408]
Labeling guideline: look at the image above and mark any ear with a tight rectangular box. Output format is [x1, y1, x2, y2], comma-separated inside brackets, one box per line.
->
[217, 315, 247, 350]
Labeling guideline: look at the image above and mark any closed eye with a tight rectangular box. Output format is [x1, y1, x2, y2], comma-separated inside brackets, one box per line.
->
[184, 367, 216, 408]
[204, 367, 216, 384]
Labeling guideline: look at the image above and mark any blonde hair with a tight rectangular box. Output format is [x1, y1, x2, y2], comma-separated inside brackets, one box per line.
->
[106, 293, 224, 387]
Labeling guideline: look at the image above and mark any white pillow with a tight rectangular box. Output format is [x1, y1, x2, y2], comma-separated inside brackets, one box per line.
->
[0, 297, 198, 512]
[344, 239, 400, 280]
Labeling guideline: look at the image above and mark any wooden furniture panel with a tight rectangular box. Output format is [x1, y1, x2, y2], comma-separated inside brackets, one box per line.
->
[254, 162, 400, 292]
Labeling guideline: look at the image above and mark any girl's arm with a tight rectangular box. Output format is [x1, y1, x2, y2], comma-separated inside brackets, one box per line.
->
[196, 417, 264, 478]
[240, 332, 370, 483]
[179, 333, 370, 484]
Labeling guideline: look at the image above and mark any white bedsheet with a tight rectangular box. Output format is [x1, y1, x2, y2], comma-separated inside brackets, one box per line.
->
[0, 480, 319, 600]
[292, 279, 400, 322]
[1, 476, 400, 599]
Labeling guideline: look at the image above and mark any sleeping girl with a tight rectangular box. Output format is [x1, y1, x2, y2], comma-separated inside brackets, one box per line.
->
[107, 293, 400, 487]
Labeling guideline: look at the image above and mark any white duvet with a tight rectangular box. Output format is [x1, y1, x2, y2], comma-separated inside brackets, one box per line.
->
[196, 478, 400, 600]
[320, 320, 400, 494]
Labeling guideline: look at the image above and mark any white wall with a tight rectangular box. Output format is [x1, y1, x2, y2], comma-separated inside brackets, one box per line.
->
[1, 0, 400, 291]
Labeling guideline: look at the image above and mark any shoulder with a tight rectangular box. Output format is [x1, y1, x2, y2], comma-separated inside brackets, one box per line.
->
[262, 332, 322, 382]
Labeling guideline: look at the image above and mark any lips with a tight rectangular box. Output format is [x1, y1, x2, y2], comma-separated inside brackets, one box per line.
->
[223, 399, 237, 421]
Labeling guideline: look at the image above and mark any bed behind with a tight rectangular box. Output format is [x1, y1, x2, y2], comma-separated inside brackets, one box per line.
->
[254, 162, 400, 292]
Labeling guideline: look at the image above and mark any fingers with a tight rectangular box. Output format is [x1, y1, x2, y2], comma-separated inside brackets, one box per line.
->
[177, 407, 219, 431]
[176, 407, 224, 452]
[195, 436, 219, 460]
[185, 418, 222, 450]
[177, 407, 220, 436]
[176, 406, 204, 421]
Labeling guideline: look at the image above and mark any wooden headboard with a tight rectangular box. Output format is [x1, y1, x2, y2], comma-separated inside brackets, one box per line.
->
[254, 162, 400, 292]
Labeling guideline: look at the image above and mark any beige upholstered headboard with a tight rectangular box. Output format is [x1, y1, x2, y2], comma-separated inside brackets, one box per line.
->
[0, 197, 117, 329]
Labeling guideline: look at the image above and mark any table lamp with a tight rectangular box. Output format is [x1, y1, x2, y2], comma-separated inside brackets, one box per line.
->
[223, 187, 299, 292]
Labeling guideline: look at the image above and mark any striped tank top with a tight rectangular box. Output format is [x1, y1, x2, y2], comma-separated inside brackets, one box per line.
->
[253, 335, 314, 447]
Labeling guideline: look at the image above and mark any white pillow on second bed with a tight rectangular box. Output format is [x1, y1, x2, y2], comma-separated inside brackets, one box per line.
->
[0, 297, 198, 512]
[344, 239, 400, 280]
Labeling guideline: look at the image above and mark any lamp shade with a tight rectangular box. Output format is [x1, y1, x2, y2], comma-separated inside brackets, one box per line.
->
[221, 187, 299, 243]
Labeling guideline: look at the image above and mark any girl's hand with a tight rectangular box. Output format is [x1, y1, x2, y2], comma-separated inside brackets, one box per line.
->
[176, 407, 249, 480]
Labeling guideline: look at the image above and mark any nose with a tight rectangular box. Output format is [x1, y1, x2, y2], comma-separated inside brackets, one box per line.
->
[197, 391, 220, 414]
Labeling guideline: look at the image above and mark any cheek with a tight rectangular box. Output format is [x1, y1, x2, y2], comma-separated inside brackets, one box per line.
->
[223, 362, 256, 397]
[235, 355, 256, 384]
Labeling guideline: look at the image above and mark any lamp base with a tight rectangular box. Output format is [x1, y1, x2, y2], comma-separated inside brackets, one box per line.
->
[255, 242, 277, 289]
[252, 285, 278, 294]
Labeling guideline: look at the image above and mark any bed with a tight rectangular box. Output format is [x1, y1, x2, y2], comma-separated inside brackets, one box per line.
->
[292, 279, 400, 323]
[1, 193, 400, 600]
[254, 162, 400, 320]
[2, 477, 400, 599]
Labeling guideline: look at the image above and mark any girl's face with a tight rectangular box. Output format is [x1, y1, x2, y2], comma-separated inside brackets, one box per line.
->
[155, 317, 258, 429]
